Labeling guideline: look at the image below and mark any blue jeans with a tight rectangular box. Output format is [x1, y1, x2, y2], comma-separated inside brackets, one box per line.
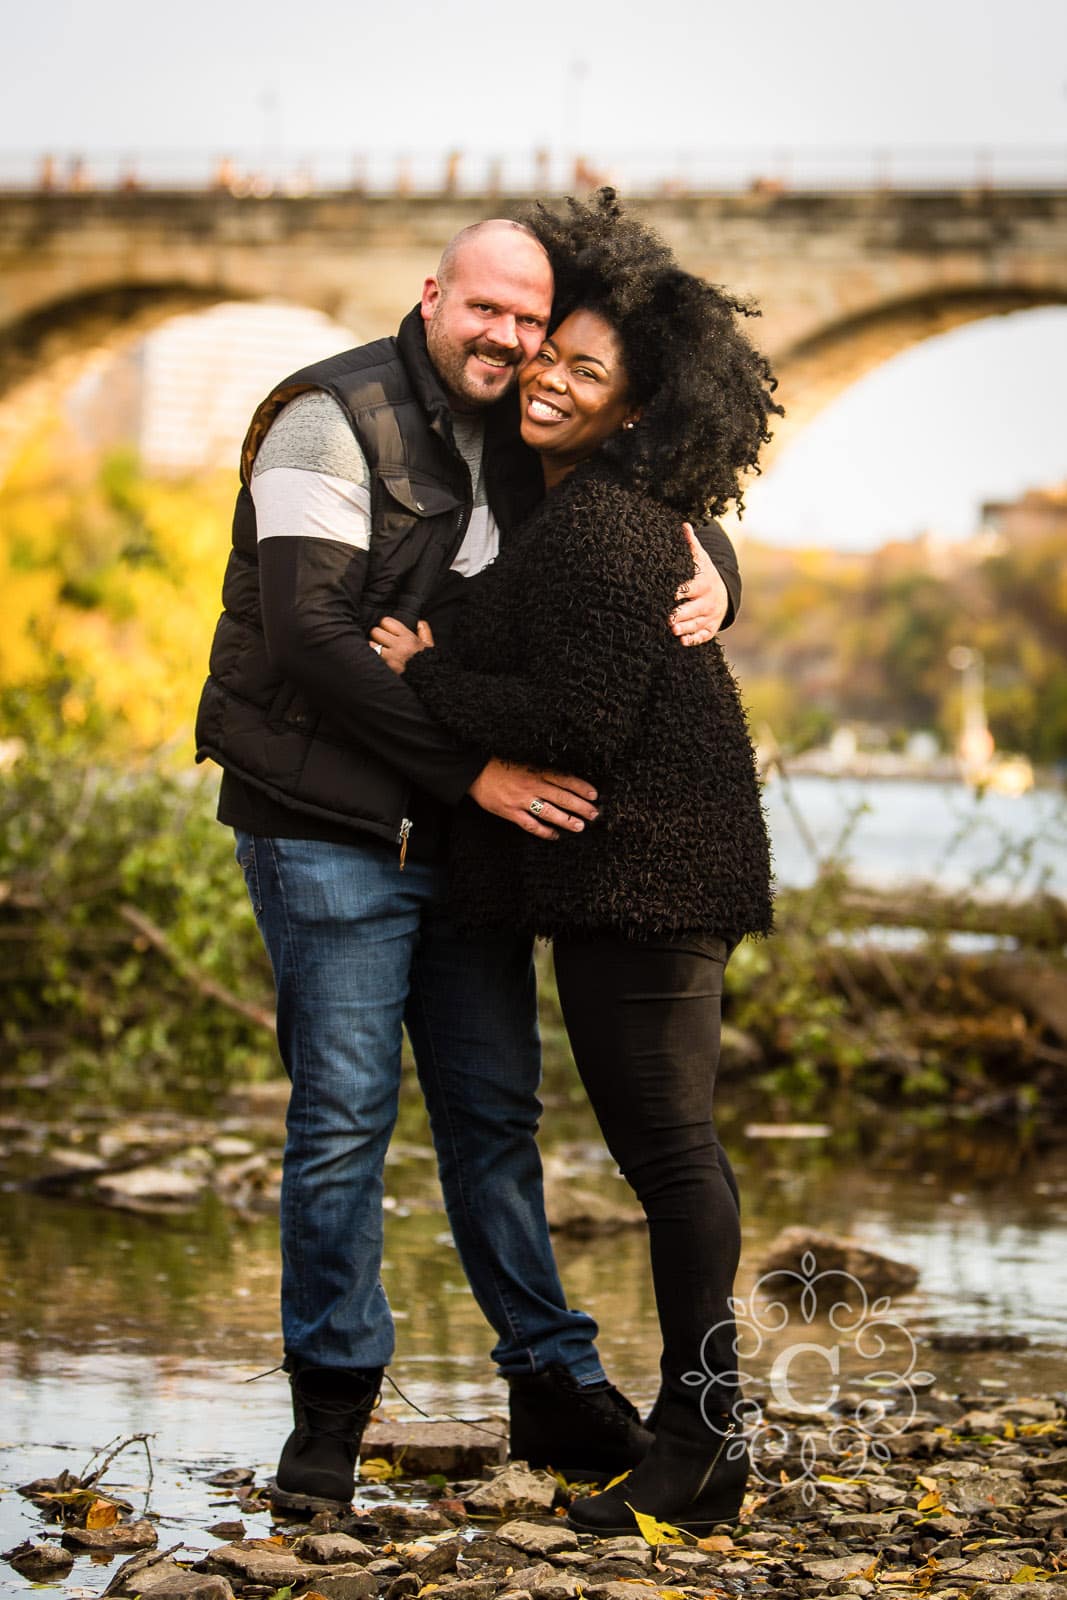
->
[235, 830, 603, 1381]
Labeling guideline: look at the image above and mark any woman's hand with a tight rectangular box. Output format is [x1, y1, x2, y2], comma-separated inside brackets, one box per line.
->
[670, 525, 729, 645]
[369, 617, 435, 674]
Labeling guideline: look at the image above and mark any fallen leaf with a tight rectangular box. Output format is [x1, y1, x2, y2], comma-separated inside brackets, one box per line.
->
[1019, 1421, 1062, 1436]
[915, 1476, 939, 1493]
[1011, 1567, 1048, 1583]
[86, 1500, 120, 1530]
[629, 1506, 687, 1547]
[862, 1559, 880, 1581]
[1003, 1419, 1017, 1439]
[359, 1455, 406, 1482]
[916, 1492, 941, 1512]
[696, 1536, 734, 1552]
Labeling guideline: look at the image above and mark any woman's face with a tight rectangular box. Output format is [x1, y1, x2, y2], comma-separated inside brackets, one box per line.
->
[518, 308, 638, 473]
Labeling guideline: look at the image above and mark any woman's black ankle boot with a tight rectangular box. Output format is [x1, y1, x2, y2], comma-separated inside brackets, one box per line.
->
[567, 1397, 748, 1536]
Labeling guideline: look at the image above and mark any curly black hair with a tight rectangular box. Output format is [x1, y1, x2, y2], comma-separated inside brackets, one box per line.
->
[523, 189, 782, 520]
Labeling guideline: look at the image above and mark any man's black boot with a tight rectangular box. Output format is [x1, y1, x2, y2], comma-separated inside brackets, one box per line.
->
[269, 1365, 383, 1513]
[508, 1365, 653, 1481]
[567, 1397, 748, 1535]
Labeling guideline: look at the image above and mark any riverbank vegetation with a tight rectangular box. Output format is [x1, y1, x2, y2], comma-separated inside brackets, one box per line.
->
[1, 440, 1064, 1127]
[2, 715, 1064, 1126]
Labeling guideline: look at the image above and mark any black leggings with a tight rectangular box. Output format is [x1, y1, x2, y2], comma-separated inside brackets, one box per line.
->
[553, 931, 739, 1414]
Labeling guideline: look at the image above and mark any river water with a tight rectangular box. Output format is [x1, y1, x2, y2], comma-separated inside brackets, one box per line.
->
[764, 773, 1067, 897]
[2, 775, 1065, 1593]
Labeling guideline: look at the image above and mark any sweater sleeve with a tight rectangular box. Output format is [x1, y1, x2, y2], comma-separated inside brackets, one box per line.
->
[405, 490, 671, 777]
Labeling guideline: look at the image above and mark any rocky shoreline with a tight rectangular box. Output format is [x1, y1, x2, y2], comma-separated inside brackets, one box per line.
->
[5, 1391, 1065, 1600]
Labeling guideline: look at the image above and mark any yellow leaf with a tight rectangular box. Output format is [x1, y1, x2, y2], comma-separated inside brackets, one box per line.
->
[862, 1559, 880, 1581]
[1011, 1567, 1048, 1583]
[603, 1471, 632, 1491]
[86, 1499, 120, 1529]
[915, 1476, 939, 1493]
[916, 1492, 942, 1512]
[657, 1590, 690, 1599]
[628, 1506, 687, 1547]
[359, 1454, 405, 1482]
[1003, 1419, 1017, 1439]
[1019, 1421, 1061, 1436]
[696, 1535, 734, 1552]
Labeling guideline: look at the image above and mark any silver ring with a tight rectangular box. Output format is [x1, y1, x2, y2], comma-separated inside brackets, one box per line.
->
[371, 642, 383, 655]
[528, 798, 545, 817]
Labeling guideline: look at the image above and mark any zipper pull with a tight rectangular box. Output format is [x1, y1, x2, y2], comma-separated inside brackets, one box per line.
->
[398, 817, 412, 871]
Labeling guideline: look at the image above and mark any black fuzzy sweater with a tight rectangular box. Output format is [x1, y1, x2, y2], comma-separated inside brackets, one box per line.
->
[406, 461, 773, 943]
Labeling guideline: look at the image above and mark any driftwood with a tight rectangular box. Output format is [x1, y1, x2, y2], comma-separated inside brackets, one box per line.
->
[118, 904, 275, 1034]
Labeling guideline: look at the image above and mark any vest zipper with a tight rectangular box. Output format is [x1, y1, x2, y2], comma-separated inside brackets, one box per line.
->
[397, 817, 413, 871]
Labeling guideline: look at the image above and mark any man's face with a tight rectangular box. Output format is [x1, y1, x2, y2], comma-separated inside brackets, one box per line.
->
[421, 231, 553, 410]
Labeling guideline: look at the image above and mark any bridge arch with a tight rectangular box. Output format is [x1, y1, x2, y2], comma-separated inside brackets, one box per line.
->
[767, 283, 1067, 460]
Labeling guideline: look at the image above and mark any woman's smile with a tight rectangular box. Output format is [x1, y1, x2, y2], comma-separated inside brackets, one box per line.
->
[518, 307, 638, 484]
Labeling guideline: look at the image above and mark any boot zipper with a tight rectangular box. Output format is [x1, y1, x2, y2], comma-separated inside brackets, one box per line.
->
[397, 817, 413, 871]
[693, 1420, 736, 1500]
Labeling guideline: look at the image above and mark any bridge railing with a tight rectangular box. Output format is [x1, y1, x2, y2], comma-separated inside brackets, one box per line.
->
[1, 146, 1064, 196]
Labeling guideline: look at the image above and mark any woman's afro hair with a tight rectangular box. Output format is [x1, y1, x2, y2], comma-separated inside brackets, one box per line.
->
[524, 189, 783, 520]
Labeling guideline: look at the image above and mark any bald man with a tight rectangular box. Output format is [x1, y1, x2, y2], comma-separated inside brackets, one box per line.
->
[196, 218, 741, 1512]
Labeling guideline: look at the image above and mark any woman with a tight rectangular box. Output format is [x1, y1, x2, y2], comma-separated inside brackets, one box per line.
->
[372, 193, 779, 1534]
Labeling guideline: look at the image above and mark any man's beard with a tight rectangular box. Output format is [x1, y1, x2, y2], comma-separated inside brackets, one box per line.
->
[427, 321, 520, 409]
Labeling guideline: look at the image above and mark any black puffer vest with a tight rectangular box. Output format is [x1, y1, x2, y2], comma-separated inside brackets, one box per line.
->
[195, 308, 540, 841]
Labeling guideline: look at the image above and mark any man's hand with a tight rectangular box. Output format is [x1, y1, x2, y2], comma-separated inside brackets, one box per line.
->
[369, 616, 434, 674]
[469, 759, 599, 841]
[671, 524, 729, 646]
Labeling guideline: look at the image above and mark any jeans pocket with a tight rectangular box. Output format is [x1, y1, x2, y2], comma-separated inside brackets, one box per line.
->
[234, 830, 264, 919]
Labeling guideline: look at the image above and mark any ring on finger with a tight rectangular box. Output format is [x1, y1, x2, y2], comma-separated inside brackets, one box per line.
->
[528, 798, 545, 817]
[371, 642, 383, 655]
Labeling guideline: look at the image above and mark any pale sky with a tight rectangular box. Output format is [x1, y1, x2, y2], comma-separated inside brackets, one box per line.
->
[3, 0, 1066, 546]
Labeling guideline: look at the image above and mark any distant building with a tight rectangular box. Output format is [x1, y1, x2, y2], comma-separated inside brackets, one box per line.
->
[66, 303, 357, 474]
[980, 482, 1067, 545]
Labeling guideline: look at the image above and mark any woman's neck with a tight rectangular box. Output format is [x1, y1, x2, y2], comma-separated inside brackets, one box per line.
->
[541, 458, 575, 493]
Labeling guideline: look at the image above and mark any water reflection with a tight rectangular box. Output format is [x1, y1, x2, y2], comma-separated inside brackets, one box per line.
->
[2, 1078, 1066, 1597]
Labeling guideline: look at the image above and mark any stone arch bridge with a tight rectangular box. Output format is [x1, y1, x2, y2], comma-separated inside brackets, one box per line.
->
[2, 187, 1066, 467]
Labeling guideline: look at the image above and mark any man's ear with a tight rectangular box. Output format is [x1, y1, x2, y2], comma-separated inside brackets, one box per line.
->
[420, 276, 441, 324]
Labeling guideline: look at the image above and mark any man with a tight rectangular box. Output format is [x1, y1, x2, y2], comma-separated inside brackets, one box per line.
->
[196, 216, 740, 1512]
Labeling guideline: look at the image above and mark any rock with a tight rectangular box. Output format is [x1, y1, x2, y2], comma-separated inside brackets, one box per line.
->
[297, 1533, 377, 1564]
[928, 1332, 1030, 1353]
[205, 1521, 246, 1540]
[950, 1551, 1029, 1582]
[127, 1560, 198, 1593]
[385, 1576, 421, 1600]
[410, 1537, 465, 1581]
[205, 1538, 319, 1585]
[62, 1518, 159, 1552]
[94, 1165, 207, 1211]
[419, 1581, 498, 1600]
[368, 1558, 406, 1575]
[375, 1504, 457, 1533]
[497, 1521, 580, 1557]
[585, 1585, 661, 1600]
[206, 1467, 255, 1488]
[596, 1539, 652, 1564]
[543, 1177, 643, 1237]
[504, 1563, 558, 1589]
[956, 1410, 1009, 1434]
[972, 1588, 1067, 1600]
[756, 1227, 919, 1298]
[935, 1466, 1028, 1512]
[761, 1483, 831, 1519]
[137, 1575, 235, 1600]
[361, 1420, 506, 1477]
[3, 1539, 75, 1580]
[1001, 1398, 1061, 1422]
[465, 1464, 558, 1517]
[523, 1574, 581, 1600]
[801, 1556, 878, 1580]
[309, 1571, 380, 1600]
